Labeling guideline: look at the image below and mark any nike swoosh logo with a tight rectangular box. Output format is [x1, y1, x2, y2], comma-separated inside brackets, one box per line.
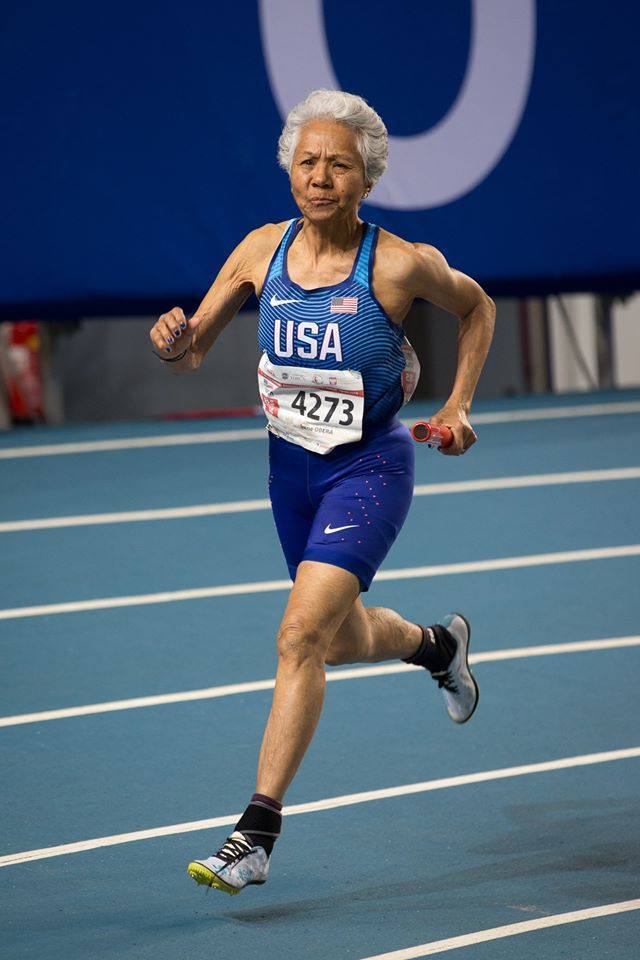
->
[270, 294, 303, 307]
[324, 523, 360, 535]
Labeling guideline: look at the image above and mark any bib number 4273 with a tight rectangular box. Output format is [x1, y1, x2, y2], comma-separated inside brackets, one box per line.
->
[257, 354, 364, 454]
[291, 390, 355, 426]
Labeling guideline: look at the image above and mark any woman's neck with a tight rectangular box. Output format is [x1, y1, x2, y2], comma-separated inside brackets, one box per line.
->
[298, 213, 363, 265]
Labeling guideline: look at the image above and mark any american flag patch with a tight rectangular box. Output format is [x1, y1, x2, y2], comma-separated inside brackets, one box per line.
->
[330, 296, 358, 314]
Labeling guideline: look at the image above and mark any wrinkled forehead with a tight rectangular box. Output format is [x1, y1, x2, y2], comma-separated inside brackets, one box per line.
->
[294, 119, 363, 162]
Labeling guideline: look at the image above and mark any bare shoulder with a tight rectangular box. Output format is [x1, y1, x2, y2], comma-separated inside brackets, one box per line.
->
[411, 241, 451, 278]
[374, 228, 489, 319]
[237, 221, 289, 260]
[246, 220, 289, 245]
[222, 221, 290, 295]
[244, 221, 291, 295]
[375, 229, 445, 293]
[368, 228, 418, 323]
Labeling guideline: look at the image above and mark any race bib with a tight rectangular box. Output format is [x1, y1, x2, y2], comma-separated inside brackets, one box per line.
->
[258, 353, 364, 454]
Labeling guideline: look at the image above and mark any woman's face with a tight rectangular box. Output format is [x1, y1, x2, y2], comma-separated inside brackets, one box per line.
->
[290, 119, 369, 223]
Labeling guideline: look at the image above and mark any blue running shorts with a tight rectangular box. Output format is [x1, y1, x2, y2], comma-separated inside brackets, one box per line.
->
[268, 418, 415, 591]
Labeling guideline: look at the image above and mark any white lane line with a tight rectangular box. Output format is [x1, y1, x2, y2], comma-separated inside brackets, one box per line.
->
[3, 466, 640, 533]
[468, 399, 640, 425]
[0, 428, 267, 459]
[414, 466, 640, 496]
[359, 899, 640, 960]
[0, 577, 292, 621]
[1, 746, 638, 868]
[0, 499, 272, 533]
[0, 498, 270, 533]
[2, 544, 640, 621]
[2, 635, 638, 729]
[1, 400, 639, 459]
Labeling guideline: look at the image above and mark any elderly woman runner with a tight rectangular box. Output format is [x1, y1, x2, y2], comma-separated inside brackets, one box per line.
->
[150, 90, 495, 895]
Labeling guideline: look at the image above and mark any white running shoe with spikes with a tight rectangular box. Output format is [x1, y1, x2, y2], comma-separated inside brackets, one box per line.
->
[187, 831, 269, 895]
[429, 613, 479, 724]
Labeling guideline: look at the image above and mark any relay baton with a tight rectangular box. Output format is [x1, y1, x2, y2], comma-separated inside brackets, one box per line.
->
[410, 421, 454, 449]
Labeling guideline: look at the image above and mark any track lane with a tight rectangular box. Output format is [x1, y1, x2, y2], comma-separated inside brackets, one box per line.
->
[2, 556, 639, 716]
[2, 646, 639, 855]
[1, 393, 639, 959]
[1, 396, 639, 520]
[4, 466, 640, 533]
[0, 761, 638, 960]
[3, 480, 640, 609]
[2, 636, 639, 729]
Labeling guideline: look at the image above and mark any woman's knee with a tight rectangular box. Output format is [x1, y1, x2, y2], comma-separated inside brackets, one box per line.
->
[276, 619, 327, 668]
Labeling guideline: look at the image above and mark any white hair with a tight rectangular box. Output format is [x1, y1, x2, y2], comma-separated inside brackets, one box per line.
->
[277, 89, 388, 187]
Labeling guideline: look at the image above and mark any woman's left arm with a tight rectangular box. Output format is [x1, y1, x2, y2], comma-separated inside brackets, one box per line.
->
[411, 244, 496, 456]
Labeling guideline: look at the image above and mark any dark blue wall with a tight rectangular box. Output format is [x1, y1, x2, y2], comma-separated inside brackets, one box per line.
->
[2, 1, 638, 318]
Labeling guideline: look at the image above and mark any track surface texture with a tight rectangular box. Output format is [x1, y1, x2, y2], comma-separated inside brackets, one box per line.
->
[1, 391, 639, 960]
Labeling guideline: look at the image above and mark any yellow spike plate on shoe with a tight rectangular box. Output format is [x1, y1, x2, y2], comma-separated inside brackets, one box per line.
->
[187, 861, 240, 895]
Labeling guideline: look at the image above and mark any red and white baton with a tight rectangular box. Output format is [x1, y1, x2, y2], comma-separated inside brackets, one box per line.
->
[410, 421, 453, 449]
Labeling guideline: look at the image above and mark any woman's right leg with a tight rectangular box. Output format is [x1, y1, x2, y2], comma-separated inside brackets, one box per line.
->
[325, 598, 479, 728]
[325, 597, 422, 665]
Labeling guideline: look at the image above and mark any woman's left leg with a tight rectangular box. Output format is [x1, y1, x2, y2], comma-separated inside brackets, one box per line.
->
[255, 559, 360, 802]
[187, 558, 360, 895]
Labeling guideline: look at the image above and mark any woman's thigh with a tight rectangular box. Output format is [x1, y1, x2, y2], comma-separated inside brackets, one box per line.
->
[302, 464, 414, 591]
[269, 421, 414, 590]
[277, 560, 361, 657]
[268, 436, 315, 580]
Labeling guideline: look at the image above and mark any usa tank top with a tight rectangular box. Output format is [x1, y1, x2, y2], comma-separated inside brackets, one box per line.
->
[258, 219, 419, 427]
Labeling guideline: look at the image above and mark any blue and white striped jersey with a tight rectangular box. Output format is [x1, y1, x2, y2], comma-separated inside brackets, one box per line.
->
[258, 219, 416, 428]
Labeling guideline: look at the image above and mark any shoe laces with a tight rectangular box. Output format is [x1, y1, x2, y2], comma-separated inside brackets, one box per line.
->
[431, 668, 458, 694]
[214, 833, 253, 865]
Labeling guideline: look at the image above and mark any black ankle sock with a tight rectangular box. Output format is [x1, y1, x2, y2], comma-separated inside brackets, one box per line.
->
[235, 793, 282, 856]
[403, 624, 456, 673]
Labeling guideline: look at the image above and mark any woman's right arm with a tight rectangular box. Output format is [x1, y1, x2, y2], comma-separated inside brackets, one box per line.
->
[150, 224, 281, 374]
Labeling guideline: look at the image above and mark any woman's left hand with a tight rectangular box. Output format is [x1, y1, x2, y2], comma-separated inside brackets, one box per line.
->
[429, 403, 477, 456]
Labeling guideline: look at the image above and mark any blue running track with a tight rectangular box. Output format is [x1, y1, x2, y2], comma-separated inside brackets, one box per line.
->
[1, 391, 639, 960]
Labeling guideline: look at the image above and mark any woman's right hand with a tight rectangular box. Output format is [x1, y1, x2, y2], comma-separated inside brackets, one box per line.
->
[150, 306, 198, 359]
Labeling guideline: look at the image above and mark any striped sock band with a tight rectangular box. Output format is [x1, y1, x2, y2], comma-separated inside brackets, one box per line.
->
[235, 793, 283, 856]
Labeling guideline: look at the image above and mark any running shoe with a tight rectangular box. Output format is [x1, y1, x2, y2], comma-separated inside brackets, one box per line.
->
[187, 832, 269, 895]
[429, 613, 479, 724]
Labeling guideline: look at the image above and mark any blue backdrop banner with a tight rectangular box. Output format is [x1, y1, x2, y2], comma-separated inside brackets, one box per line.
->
[2, 0, 638, 318]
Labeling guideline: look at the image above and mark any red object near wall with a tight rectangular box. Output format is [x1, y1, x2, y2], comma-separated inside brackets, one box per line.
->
[1, 321, 44, 422]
